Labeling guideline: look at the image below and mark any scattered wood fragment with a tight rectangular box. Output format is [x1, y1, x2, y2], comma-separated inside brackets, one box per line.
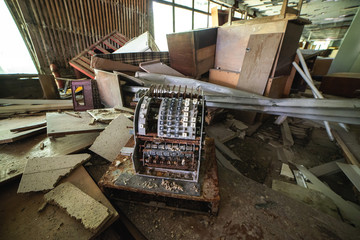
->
[206, 131, 241, 161]
[293, 170, 308, 188]
[10, 121, 46, 132]
[246, 122, 262, 136]
[281, 120, 294, 146]
[309, 159, 345, 177]
[87, 108, 133, 123]
[0, 99, 72, 105]
[44, 182, 111, 232]
[0, 126, 46, 144]
[0, 132, 99, 185]
[0, 103, 73, 115]
[297, 165, 360, 227]
[333, 130, 360, 167]
[46, 112, 107, 137]
[0, 166, 118, 240]
[337, 162, 360, 192]
[65, 111, 82, 118]
[90, 115, 132, 162]
[18, 154, 91, 193]
[280, 163, 294, 179]
[140, 60, 185, 77]
[120, 147, 134, 156]
[206, 123, 238, 143]
[274, 115, 287, 125]
[215, 149, 241, 175]
[272, 180, 340, 220]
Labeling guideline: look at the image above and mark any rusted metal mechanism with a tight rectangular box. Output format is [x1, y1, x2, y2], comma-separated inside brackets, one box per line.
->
[133, 85, 205, 182]
[98, 137, 220, 214]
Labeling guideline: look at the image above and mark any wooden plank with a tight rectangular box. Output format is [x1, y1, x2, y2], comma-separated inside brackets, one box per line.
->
[79, 56, 91, 64]
[94, 69, 123, 108]
[18, 154, 91, 193]
[333, 131, 360, 167]
[280, 163, 294, 179]
[74, 58, 93, 72]
[215, 149, 241, 175]
[209, 69, 240, 88]
[44, 182, 111, 232]
[69, 61, 95, 79]
[0, 166, 118, 239]
[103, 40, 117, 50]
[0, 103, 73, 114]
[337, 162, 360, 192]
[264, 75, 288, 98]
[281, 120, 294, 146]
[272, 180, 340, 220]
[297, 165, 360, 227]
[46, 112, 107, 137]
[206, 130, 241, 161]
[215, 21, 287, 72]
[206, 123, 238, 143]
[237, 33, 283, 95]
[10, 121, 46, 132]
[139, 60, 185, 77]
[90, 115, 132, 162]
[0, 99, 72, 105]
[95, 45, 110, 54]
[38, 74, 60, 99]
[309, 159, 345, 177]
[0, 126, 46, 144]
[91, 57, 140, 72]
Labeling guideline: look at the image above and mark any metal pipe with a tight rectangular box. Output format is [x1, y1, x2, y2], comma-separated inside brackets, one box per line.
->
[292, 61, 334, 141]
[296, 49, 349, 132]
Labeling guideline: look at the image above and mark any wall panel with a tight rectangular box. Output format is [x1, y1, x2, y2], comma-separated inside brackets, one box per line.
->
[5, 0, 151, 75]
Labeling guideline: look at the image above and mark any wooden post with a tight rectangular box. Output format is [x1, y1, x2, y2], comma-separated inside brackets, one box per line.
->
[280, 0, 289, 18]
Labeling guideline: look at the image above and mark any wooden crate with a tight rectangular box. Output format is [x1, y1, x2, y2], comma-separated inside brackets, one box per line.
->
[167, 28, 218, 79]
[69, 31, 128, 79]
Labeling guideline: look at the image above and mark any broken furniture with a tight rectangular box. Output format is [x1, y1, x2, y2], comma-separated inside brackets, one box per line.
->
[71, 79, 101, 111]
[46, 112, 107, 137]
[113, 31, 159, 53]
[320, 72, 360, 98]
[91, 51, 170, 73]
[209, 16, 308, 123]
[139, 60, 185, 77]
[167, 28, 218, 79]
[69, 31, 128, 79]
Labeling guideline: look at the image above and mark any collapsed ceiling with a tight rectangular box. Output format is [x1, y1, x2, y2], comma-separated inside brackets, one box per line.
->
[232, 0, 360, 40]
[221, 0, 360, 40]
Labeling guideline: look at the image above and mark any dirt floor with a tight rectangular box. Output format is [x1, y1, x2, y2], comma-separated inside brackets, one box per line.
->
[1, 116, 360, 239]
[111, 118, 360, 239]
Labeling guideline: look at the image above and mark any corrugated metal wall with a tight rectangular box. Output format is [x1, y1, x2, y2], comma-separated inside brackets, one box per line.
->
[5, 0, 151, 74]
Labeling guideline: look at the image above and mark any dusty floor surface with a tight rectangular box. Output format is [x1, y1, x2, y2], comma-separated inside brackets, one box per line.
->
[112, 119, 360, 240]
[116, 163, 360, 240]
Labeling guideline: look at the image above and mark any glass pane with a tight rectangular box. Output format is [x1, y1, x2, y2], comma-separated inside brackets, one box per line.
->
[0, 0, 37, 74]
[175, 0, 192, 8]
[209, 2, 221, 10]
[175, 7, 192, 32]
[153, 2, 173, 51]
[194, 0, 209, 12]
[234, 11, 243, 20]
[194, 12, 208, 29]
